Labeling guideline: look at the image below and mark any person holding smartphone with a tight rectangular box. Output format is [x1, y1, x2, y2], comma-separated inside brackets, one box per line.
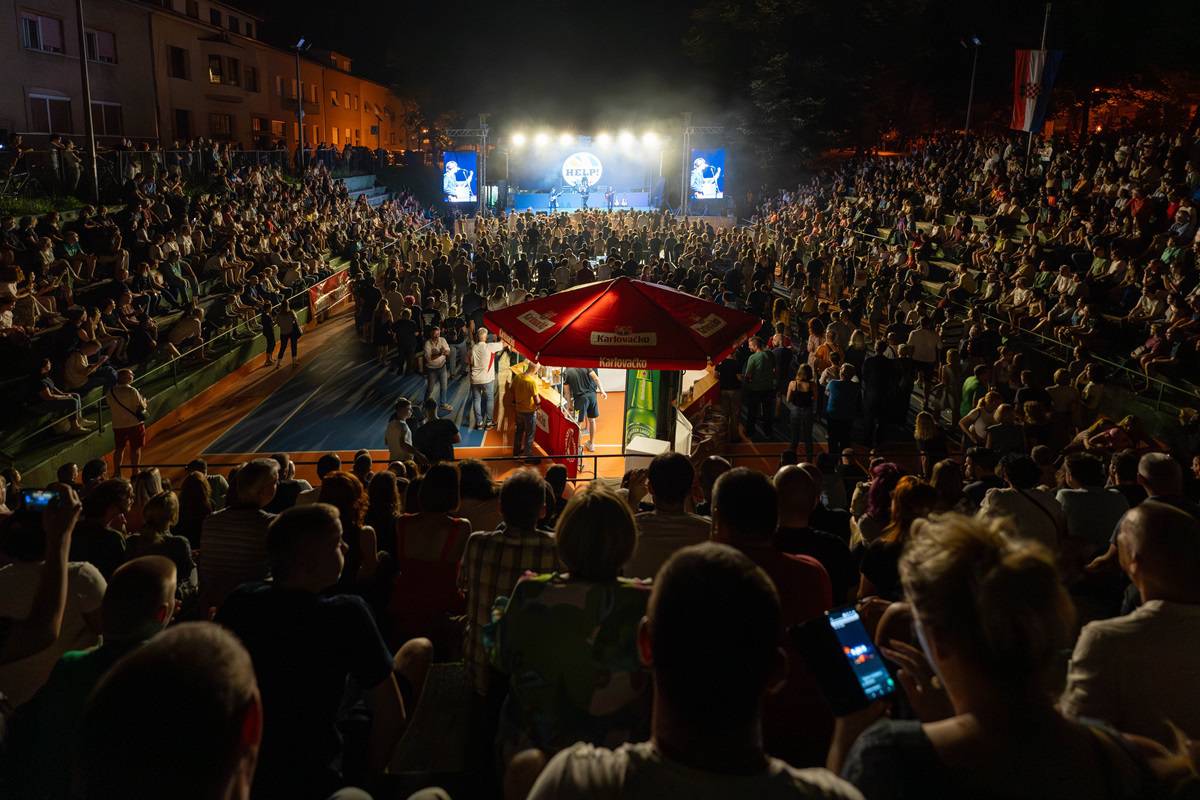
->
[829, 513, 1192, 799]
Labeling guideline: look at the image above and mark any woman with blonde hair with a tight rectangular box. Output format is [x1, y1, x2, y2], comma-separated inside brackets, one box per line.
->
[959, 390, 1002, 446]
[832, 513, 1194, 799]
[491, 482, 649, 787]
[126, 490, 197, 595]
[173, 470, 211, 549]
[126, 468, 164, 533]
[913, 411, 948, 479]
[984, 403, 1026, 457]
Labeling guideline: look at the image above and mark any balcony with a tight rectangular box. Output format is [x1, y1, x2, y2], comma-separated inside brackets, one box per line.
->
[279, 97, 321, 115]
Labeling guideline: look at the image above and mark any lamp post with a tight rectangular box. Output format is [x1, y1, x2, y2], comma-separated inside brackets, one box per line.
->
[75, 0, 99, 203]
[963, 35, 982, 135]
[293, 38, 309, 172]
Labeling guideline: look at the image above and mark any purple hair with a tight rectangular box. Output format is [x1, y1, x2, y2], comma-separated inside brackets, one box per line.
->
[866, 462, 902, 521]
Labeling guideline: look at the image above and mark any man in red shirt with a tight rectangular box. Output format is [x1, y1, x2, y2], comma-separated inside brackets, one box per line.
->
[711, 467, 834, 767]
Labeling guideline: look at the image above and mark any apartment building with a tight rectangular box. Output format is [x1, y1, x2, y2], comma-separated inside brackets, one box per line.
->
[1, 0, 417, 152]
[0, 0, 158, 142]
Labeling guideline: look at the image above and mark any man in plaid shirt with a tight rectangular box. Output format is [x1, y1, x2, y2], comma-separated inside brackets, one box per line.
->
[458, 468, 559, 696]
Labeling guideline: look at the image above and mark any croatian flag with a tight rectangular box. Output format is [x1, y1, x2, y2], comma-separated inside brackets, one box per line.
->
[1011, 49, 1063, 133]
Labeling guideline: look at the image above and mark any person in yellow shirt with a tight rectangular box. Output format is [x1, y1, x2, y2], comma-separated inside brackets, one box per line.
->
[512, 363, 541, 458]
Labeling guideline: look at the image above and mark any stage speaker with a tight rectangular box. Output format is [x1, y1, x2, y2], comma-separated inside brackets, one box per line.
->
[496, 180, 509, 210]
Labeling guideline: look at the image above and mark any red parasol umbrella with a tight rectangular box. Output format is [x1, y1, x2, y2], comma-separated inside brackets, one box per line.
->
[483, 276, 762, 370]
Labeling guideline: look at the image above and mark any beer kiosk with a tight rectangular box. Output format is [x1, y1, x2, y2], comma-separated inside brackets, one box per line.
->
[484, 277, 761, 471]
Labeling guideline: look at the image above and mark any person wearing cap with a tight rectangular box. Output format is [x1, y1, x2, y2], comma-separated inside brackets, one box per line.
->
[469, 327, 505, 431]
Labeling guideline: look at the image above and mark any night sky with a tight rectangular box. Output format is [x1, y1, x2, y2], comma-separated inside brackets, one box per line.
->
[242, 0, 713, 130]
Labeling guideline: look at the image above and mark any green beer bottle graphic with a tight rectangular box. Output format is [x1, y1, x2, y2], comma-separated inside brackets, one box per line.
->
[626, 370, 657, 443]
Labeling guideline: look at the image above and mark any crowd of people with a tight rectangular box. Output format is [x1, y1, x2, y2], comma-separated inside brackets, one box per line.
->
[0, 125, 1199, 799]
[3, 154, 427, 443]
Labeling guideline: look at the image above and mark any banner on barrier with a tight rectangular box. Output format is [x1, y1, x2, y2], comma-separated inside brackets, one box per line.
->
[308, 271, 350, 317]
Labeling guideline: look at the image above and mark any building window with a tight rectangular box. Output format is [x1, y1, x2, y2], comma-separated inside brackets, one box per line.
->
[20, 12, 65, 54]
[344, 128, 350, 145]
[209, 112, 234, 138]
[251, 117, 265, 137]
[85, 29, 117, 63]
[343, 92, 350, 109]
[270, 119, 284, 138]
[244, 22, 254, 38]
[354, 129, 360, 144]
[224, 57, 240, 86]
[274, 75, 283, 96]
[29, 94, 72, 133]
[244, 65, 259, 92]
[309, 84, 317, 103]
[290, 78, 297, 99]
[312, 124, 319, 144]
[227, 15, 239, 33]
[91, 102, 123, 136]
[209, 8, 221, 26]
[174, 109, 192, 140]
[186, 1, 199, 19]
[167, 45, 189, 79]
[329, 90, 338, 107]
[331, 127, 338, 145]
[207, 55, 222, 84]
[352, 95, 358, 111]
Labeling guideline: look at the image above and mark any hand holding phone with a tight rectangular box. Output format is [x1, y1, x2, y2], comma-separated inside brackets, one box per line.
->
[792, 605, 897, 716]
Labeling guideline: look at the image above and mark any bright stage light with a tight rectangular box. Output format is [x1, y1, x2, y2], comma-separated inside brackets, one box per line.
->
[617, 130, 635, 146]
[642, 131, 660, 147]
[511, 132, 527, 147]
[558, 132, 573, 146]
[534, 131, 550, 146]
[596, 132, 612, 146]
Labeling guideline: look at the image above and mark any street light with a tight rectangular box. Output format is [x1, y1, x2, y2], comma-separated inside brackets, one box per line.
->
[962, 34, 982, 135]
[293, 38, 311, 170]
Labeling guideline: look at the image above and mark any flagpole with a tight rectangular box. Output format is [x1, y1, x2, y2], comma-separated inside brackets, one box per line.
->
[1025, 3, 1052, 174]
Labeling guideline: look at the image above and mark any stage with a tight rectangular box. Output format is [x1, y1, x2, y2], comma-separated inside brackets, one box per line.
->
[510, 190, 653, 213]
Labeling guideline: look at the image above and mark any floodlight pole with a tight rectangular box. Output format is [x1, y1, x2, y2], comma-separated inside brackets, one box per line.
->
[479, 113, 489, 215]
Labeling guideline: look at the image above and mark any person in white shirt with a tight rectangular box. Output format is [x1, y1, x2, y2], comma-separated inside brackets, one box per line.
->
[1061, 500, 1200, 747]
[0, 502, 105, 707]
[906, 317, 941, 408]
[526, 542, 861, 800]
[106, 368, 148, 477]
[468, 327, 506, 430]
[978, 454, 1065, 552]
[423, 326, 453, 412]
[384, 398, 416, 461]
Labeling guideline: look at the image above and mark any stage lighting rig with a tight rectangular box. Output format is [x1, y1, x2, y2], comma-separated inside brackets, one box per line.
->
[534, 132, 550, 146]
[642, 131, 660, 147]
[617, 130, 635, 146]
[558, 132, 574, 146]
[596, 132, 612, 146]
[511, 132, 527, 147]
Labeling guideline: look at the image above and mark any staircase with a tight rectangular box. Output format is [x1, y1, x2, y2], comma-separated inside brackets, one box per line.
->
[339, 173, 391, 208]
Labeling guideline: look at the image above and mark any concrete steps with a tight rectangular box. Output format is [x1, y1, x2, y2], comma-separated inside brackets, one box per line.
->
[338, 174, 391, 207]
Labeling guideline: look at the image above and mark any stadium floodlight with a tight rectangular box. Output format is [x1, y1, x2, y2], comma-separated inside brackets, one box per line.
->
[558, 132, 573, 146]
[596, 132, 612, 146]
[617, 130, 635, 146]
[642, 131, 660, 147]
[511, 132, 527, 147]
[534, 131, 550, 146]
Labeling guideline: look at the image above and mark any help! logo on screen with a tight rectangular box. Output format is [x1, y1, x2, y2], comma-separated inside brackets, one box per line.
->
[562, 152, 603, 187]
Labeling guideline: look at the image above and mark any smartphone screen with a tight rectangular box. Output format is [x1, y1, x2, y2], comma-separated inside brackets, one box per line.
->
[22, 489, 59, 511]
[828, 607, 895, 702]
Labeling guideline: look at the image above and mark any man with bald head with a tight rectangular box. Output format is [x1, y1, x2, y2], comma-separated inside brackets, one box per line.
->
[1061, 500, 1200, 747]
[774, 465, 856, 604]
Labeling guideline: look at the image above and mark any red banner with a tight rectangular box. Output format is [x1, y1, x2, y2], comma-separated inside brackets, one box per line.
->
[308, 270, 350, 318]
[534, 395, 580, 479]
